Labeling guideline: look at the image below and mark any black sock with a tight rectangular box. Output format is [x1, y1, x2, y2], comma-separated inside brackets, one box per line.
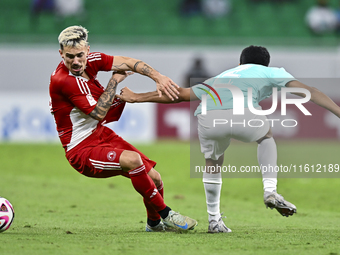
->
[158, 206, 171, 219]
[147, 218, 161, 227]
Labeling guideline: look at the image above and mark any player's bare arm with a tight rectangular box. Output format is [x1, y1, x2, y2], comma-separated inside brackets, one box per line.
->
[89, 72, 130, 121]
[117, 86, 199, 103]
[112, 56, 180, 101]
[286, 80, 340, 118]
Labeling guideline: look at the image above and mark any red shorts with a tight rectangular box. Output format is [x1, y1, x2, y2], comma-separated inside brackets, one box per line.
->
[65, 126, 156, 178]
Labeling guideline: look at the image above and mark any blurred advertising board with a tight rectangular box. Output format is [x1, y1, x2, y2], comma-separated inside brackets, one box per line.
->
[0, 93, 156, 143]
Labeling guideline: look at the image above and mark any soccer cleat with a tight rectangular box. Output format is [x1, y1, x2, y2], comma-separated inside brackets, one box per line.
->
[146, 221, 166, 232]
[145, 221, 177, 232]
[162, 210, 197, 231]
[208, 217, 232, 233]
[264, 191, 297, 217]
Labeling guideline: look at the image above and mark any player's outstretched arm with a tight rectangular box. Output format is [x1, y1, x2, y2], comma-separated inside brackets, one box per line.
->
[89, 71, 131, 121]
[286, 80, 340, 118]
[111, 56, 179, 101]
[116, 87, 199, 104]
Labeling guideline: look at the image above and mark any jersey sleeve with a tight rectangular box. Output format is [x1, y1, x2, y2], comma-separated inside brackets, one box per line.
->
[87, 52, 114, 73]
[101, 98, 126, 124]
[61, 76, 97, 115]
[269, 67, 297, 88]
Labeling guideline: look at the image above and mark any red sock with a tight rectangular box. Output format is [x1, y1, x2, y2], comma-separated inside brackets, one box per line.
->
[128, 165, 166, 212]
[143, 179, 165, 221]
[143, 181, 165, 221]
[143, 198, 161, 221]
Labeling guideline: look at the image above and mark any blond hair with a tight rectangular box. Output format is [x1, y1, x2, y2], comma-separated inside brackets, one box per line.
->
[58, 25, 89, 50]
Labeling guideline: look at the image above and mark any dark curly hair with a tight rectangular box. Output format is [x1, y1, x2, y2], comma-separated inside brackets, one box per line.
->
[240, 45, 270, 67]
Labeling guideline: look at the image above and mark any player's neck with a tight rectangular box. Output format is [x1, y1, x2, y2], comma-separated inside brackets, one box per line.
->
[81, 71, 90, 80]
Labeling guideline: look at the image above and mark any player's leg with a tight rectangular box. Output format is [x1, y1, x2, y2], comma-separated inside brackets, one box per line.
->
[204, 156, 223, 223]
[144, 167, 197, 231]
[103, 128, 197, 231]
[120, 150, 197, 231]
[256, 129, 297, 217]
[143, 168, 166, 231]
[256, 128, 277, 193]
[227, 109, 296, 217]
[119, 151, 169, 217]
[66, 131, 197, 231]
[204, 155, 231, 233]
[66, 142, 168, 228]
[105, 134, 166, 229]
[197, 111, 232, 233]
[228, 109, 277, 197]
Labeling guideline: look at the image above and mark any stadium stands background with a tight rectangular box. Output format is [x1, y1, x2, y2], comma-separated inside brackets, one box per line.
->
[2, 0, 340, 46]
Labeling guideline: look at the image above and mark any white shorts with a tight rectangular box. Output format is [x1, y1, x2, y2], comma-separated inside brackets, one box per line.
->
[197, 109, 270, 160]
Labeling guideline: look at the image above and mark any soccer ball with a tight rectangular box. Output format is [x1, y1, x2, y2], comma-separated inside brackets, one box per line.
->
[0, 197, 15, 233]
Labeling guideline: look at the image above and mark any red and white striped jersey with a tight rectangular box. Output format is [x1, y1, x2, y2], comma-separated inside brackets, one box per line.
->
[49, 52, 121, 152]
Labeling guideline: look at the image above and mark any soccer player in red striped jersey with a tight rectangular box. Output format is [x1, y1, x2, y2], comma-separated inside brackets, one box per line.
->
[49, 25, 197, 232]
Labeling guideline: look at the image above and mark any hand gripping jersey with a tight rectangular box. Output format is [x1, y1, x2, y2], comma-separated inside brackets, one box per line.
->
[49, 52, 125, 152]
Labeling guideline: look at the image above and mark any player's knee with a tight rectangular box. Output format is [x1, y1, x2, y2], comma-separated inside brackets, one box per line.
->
[120, 151, 143, 170]
[128, 152, 143, 169]
[257, 128, 273, 144]
[205, 154, 224, 166]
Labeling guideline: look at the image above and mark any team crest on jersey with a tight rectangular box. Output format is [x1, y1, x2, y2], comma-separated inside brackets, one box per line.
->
[86, 94, 97, 106]
[107, 151, 116, 161]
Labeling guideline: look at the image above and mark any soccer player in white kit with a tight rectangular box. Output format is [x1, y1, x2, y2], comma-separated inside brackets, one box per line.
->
[117, 45, 340, 233]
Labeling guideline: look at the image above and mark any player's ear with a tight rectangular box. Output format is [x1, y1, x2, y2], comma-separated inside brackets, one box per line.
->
[59, 49, 64, 59]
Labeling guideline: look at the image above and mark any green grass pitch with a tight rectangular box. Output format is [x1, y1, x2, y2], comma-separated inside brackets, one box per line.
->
[1, 140, 340, 255]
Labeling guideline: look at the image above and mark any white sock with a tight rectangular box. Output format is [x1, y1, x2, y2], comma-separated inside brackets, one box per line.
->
[257, 137, 277, 193]
[203, 171, 222, 222]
